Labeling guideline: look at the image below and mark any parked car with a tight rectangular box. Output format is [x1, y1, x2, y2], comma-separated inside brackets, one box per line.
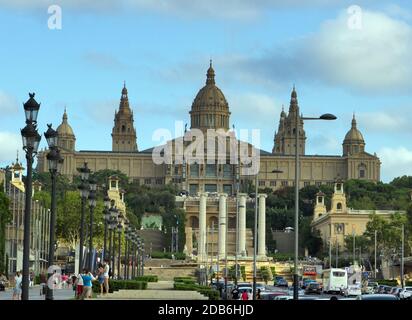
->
[305, 282, 322, 295]
[274, 277, 288, 287]
[260, 291, 290, 300]
[399, 287, 412, 300]
[344, 284, 362, 297]
[390, 287, 402, 297]
[274, 295, 293, 300]
[377, 285, 392, 294]
[356, 294, 399, 300]
[301, 278, 317, 289]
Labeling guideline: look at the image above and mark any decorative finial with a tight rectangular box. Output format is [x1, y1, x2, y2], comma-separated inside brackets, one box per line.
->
[206, 60, 215, 85]
[210, 59, 212, 68]
[29, 92, 35, 98]
[16, 150, 19, 163]
[124, 80, 126, 88]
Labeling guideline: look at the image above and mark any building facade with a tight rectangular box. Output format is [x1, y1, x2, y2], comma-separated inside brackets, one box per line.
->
[311, 180, 405, 249]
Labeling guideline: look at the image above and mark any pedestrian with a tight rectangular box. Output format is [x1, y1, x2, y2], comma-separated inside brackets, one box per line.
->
[103, 259, 110, 295]
[81, 269, 96, 299]
[247, 290, 252, 300]
[97, 264, 105, 295]
[12, 271, 22, 300]
[39, 272, 47, 296]
[29, 272, 34, 287]
[257, 288, 261, 300]
[231, 286, 240, 300]
[241, 290, 248, 300]
[75, 273, 84, 299]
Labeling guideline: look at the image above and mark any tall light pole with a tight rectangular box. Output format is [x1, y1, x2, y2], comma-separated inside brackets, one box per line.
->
[252, 169, 283, 300]
[374, 230, 377, 279]
[44, 124, 64, 300]
[88, 177, 97, 271]
[293, 109, 337, 300]
[401, 224, 405, 288]
[20, 93, 42, 300]
[103, 194, 111, 261]
[117, 214, 123, 279]
[77, 162, 90, 273]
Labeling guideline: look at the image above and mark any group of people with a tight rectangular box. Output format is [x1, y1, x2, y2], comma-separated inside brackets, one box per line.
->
[230, 286, 262, 300]
[72, 260, 110, 299]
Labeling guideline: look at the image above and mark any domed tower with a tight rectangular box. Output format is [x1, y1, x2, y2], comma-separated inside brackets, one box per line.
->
[112, 82, 138, 152]
[189, 61, 231, 131]
[57, 108, 76, 152]
[342, 114, 365, 156]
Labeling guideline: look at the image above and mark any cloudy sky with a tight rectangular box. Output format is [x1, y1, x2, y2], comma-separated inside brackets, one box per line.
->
[0, 0, 411, 182]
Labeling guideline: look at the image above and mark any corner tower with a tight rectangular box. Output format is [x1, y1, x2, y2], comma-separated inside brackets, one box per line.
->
[56, 108, 76, 152]
[112, 83, 138, 152]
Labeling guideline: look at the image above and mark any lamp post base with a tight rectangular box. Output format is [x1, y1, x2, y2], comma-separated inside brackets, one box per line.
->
[293, 274, 299, 300]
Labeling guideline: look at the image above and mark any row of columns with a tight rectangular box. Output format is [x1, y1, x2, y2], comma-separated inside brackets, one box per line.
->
[197, 192, 267, 262]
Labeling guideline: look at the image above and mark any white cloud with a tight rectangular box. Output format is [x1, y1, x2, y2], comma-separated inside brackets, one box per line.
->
[0, 132, 22, 164]
[233, 9, 412, 93]
[0, 91, 19, 115]
[356, 110, 412, 134]
[379, 146, 412, 182]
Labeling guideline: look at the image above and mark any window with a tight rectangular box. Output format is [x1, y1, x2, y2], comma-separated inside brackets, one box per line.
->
[259, 180, 265, 187]
[270, 181, 276, 187]
[337, 203, 342, 210]
[317, 196, 323, 203]
[121, 125, 126, 132]
[359, 169, 365, 178]
[223, 164, 232, 178]
[190, 164, 199, 178]
[189, 184, 198, 196]
[223, 184, 232, 195]
[316, 181, 322, 187]
[174, 165, 179, 175]
[144, 178, 151, 185]
[281, 181, 288, 187]
[206, 164, 216, 177]
[304, 181, 310, 187]
[205, 184, 217, 193]
[172, 178, 182, 184]
[122, 141, 124, 144]
[155, 178, 163, 185]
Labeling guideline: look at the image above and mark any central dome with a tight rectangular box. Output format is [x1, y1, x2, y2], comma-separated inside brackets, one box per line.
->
[57, 109, 75, 136]
[190, 61, 230, 131]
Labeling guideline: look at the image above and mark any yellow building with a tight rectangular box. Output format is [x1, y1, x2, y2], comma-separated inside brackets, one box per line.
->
[311, 180, 405, 249]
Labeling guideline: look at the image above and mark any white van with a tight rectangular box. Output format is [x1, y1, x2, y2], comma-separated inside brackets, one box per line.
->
[322, 268, 348, 294]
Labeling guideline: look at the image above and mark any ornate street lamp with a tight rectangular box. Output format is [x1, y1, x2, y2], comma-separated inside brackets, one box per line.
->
[88, 176, 97, 271]
[123, 220, 131, 279]
[117, 218, 123, 279]
[103, 193, 111, 261]
[77, 162, 90, 273]
[44, 124, 64, 300]
[20, 93, 42, 300]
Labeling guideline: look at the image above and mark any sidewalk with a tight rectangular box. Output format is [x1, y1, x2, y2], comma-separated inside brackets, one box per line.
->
[0, 285, 74, 300]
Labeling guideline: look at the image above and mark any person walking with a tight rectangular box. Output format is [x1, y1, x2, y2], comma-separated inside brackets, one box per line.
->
[39, 272, 47, 296]
[75, 273, 84, 299]
[81, 269, 96, 299]
[12, 271, 22, 300]
[97, 264, 105, 295]
[29, 272, 34, 287]
[256, 288, 261, 300]
[241, 290, 248, 301]
[231, 286, 240, 300]
[103, 259, 110, 295]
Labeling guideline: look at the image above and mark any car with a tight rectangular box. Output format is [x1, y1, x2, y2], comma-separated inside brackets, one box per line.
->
[377, 285, 392, 294]
[301, 278, 317, 289]
[256, 283, 266, 292]
[344, 284, 362, 297]
[274, 295, 294, 300]
[274, 278, 288, 287]
[260, 291, 290, 300]
[399, 287, 412, 300]
[287, 287, 305, 296]
[356, 294, 400, 300]
[305, 282, 322, 295]
[390, 287, 402, 297]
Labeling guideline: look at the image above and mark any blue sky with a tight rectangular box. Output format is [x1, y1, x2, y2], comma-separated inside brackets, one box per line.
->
[1, 0, 412, 182]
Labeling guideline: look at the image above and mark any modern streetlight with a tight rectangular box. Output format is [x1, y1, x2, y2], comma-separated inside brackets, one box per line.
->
[20, 93, 42, 300]
[252, 169, 283, 300]
[103, 193, 111, 261]
[77, 162, 90, 273]
[293, 110, 336, 300]
[88, 176, 97, 271]
[44, 124, 64, 300]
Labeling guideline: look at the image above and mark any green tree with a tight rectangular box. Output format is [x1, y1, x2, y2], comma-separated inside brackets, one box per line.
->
[0, 187, 11, 274]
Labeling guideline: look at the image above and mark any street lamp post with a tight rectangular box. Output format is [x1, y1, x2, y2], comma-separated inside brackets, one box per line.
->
[124, 220, 130, 279]
[103, 194, 111, 261]
[77, 163, 90, 273]
[117, 215, 123, 279]
[293, 111, 336, 300]
[88, 177, 97, 271]
[20, 93, 42, 300]
[44, 124, 64, 300]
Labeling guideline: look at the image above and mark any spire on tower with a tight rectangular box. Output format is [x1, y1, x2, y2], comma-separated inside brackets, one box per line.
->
[206, 60, 215, 85]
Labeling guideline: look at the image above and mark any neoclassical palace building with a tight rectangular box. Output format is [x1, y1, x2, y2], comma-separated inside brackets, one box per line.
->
[36, 62, 381, 259]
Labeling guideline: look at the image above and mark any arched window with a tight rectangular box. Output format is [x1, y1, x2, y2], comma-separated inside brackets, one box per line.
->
[190, 216, 199, 229]
[337, 203, 342, 210]
[121, 125, 126, 132]
[209, 216, 218, 229]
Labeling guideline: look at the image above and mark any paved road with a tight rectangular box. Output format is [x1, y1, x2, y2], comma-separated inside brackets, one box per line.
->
[0, 286, 74, 300]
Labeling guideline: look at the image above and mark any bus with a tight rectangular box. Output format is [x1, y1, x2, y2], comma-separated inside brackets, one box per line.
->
[322, 268, 348, 294]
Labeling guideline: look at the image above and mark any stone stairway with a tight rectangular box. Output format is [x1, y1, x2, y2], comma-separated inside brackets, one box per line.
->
[96, 281, 208, 300]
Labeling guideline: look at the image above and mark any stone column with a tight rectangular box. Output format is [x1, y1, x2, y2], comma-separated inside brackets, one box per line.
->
[238, 193, 247, 257]
[198, 192, 207, 262]
[218, 193, 227, 259]
[258, 194, 267, 259]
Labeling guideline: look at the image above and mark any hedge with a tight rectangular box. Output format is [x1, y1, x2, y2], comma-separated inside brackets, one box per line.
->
[174, 277, 196, 282]
[134, 275, 158, 282]
[92, 280, 147, 293]
[376, 279, 398, 286]
[150, 251, 186, 260]
[174, 281, 220, 300]
[406, 281, 412, 286]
